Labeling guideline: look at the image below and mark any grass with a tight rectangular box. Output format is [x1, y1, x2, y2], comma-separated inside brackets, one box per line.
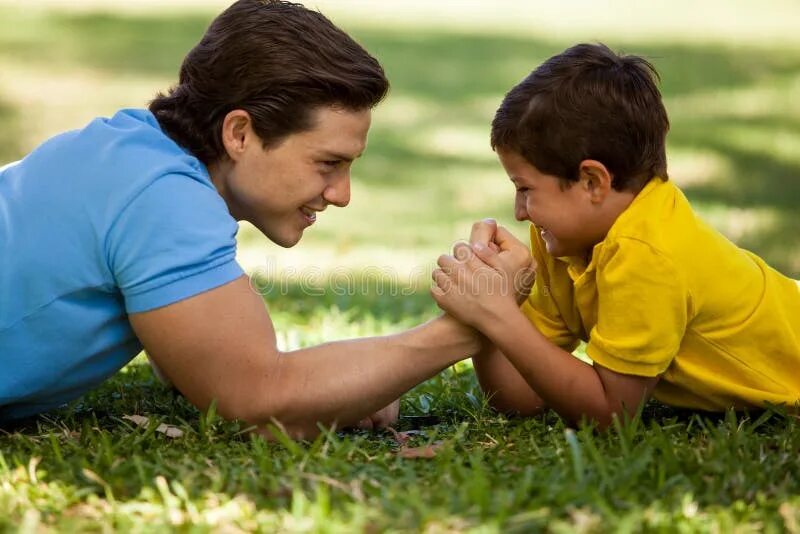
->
[1, 2, 800, 531]
[2, 285, 800, 532]
[2, 284, 800, 531]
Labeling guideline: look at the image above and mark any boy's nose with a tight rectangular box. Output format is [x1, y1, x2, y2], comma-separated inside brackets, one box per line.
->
[514, 197, 528, 221]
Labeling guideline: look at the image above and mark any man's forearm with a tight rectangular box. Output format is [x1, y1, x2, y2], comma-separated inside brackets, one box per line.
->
[254, 314, 478, 436]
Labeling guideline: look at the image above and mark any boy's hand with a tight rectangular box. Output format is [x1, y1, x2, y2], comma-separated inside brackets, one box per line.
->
[431, 242, 520, 329]
[469, 219, 536, 304]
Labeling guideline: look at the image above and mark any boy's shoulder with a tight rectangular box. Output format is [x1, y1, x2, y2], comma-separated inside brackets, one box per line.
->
[593, 178, 753, 293]
[600, 178, 700, 264]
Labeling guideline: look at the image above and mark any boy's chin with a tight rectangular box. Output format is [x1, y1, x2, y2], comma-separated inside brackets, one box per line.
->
[544, 238, 582, 259]
[542, 234, 566, 257]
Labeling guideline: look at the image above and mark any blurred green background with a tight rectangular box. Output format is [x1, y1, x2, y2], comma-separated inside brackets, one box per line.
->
[1, 0, 798, 282]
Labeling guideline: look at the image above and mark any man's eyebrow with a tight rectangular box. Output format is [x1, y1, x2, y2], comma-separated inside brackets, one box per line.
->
[319, 150, 361, 162]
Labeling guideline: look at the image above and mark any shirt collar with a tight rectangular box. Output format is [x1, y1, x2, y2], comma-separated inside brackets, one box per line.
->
[553, 177, 666, 281]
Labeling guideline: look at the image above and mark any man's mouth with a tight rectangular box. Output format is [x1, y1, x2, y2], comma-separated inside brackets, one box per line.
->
[300, 206, 318, 225]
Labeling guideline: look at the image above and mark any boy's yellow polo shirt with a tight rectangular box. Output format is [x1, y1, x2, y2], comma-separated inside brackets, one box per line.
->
[522, 177, 800, 411]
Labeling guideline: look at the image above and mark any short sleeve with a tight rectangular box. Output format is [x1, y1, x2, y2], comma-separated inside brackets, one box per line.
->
[106, 173, 244, 313]
[586, 238, 689, 377]
[522, 282, 580, 351]
[521, 227, 580, 351]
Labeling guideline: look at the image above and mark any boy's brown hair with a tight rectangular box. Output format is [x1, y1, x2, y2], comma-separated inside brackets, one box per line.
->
[491, 43, 669, 191]
[149, 0, 389, 165]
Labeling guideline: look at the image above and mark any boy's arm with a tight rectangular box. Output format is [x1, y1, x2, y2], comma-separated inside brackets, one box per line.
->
[466, 219, 564, 416]
[130, 275, 480, 438]
[472, 343, 547, 416]
[481, 310, 659, 427]
[432, 246, 659, 428]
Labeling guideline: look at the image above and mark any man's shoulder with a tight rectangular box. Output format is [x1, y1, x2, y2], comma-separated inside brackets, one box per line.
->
[86, 108, 207, 179]
[25, 108, 204, 180]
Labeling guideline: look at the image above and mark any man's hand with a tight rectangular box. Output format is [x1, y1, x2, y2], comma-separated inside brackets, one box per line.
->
[469, 219, 536, 304]
[356, 399, 400, 430]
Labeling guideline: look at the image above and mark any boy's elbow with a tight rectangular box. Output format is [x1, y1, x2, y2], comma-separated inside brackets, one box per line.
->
[487, 395, 544, 418]
[569, 401, 634, 431]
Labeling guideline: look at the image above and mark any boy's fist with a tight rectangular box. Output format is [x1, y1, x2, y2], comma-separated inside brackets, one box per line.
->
[469, 219, 536, 304]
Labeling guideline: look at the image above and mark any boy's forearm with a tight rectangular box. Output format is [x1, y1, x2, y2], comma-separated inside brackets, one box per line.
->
[472, 343, 547, 416]
[480, 309, 617, 427]
[256, 314, 477, 436]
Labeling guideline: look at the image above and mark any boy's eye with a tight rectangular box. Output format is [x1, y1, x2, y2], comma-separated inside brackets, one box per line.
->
[321, 160, 341, 168]
[516, 187, 529, 194]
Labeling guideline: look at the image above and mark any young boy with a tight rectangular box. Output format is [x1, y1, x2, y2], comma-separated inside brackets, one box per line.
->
[431, 43, 800, 428]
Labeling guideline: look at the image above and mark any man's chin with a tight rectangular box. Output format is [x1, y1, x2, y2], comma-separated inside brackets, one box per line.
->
[263, 227, 304, 249]
[274, 234, 303, 248]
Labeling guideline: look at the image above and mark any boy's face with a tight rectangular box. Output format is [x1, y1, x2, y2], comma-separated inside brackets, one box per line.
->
[213, 106, 371, 248]
[497, 148, 602, 258]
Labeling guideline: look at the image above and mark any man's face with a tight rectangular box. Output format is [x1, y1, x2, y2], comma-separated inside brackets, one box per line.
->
[498, 148, 598, 258]
[217, 106, 371, 247]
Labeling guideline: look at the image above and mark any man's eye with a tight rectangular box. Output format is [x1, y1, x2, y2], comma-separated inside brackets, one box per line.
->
[321, 160, 341, 168]
[516, 187, 529, 194]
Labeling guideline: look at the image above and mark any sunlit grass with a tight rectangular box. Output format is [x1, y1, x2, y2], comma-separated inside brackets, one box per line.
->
[2, 283, 800, 531]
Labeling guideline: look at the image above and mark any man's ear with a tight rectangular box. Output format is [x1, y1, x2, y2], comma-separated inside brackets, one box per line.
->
[578, 160, 613, 204]
[220, 109, 254, 162]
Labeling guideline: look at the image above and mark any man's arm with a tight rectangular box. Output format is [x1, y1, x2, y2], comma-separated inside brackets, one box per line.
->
[130, 275, 479, 438]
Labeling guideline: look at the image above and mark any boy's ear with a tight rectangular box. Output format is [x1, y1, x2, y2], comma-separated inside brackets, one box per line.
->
[578, 160, 613, 203]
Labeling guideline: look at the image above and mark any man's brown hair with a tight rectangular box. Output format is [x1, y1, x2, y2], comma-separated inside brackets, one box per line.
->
[149, 0, 389, 165]
[491, 43, 669, 191]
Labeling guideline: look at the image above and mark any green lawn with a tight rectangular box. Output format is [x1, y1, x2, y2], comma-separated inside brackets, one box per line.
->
[2, 2, 800, 531]
[2, 286, 800, 531]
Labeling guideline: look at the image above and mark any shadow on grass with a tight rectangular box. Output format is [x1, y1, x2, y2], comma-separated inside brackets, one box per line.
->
[0, 7, 797, 275]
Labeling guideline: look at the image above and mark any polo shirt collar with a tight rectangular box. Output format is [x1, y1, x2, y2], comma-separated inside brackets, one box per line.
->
[552, 177, 666, 281]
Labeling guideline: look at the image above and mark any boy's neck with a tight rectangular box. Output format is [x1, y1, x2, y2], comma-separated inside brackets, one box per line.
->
[585, 187, 639, 256]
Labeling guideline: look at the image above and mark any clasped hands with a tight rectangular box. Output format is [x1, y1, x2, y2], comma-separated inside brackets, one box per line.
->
[431, 219, 536, 330]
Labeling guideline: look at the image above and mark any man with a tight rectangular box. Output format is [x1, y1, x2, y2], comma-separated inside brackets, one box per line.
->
[0, 0, 482, 437]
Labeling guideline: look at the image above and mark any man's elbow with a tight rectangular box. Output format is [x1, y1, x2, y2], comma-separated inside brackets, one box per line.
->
[213, 385, 324, 440]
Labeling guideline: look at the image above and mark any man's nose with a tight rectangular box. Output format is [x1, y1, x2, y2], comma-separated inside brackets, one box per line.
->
[323, 171, 351, 208]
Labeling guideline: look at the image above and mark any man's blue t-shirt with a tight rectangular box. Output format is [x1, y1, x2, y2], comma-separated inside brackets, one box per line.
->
[0, 109, 244, 422]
